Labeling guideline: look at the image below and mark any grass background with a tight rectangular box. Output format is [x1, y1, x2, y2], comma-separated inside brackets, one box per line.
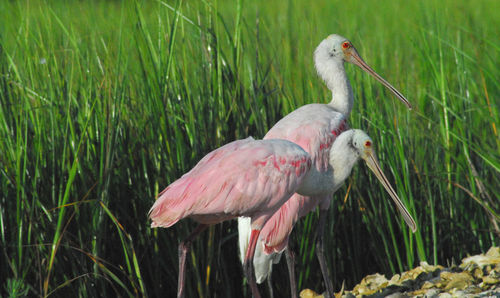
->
[0, 0, 499, 297]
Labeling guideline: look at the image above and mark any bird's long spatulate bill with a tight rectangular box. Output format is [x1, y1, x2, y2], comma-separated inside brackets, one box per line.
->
[363, 152, 417, 232]
[348, 48, 412, 109]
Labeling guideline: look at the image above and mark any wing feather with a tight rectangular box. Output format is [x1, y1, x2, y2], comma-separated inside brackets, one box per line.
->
[260, 193, 325, 253]
[149, 138, 312, 228]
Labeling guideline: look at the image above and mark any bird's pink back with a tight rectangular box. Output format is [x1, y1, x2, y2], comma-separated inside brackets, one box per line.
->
[149, 137, 312, 229]
[264, 104, 347, 172]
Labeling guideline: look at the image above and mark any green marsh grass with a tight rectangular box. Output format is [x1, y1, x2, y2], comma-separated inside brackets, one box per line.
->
[0, 0, 498, 297]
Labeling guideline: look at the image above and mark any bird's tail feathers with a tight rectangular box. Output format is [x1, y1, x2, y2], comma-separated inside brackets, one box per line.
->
[149, 177, 196, 228]
[238, 217, 252, 264]
[238, 216, 281, 284]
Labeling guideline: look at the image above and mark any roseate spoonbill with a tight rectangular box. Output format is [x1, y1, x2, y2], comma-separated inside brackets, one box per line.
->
[239, 130, 416, 297]
[150, 137, 324, 298]
[238, 34, 414, 297]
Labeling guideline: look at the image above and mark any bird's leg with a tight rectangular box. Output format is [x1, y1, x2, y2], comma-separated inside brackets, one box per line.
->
[316, 209, 334, 298]
[285, 247, 298, 298]
[243, 229, 262, 298]
[266, 272, 274, 298]
[177, 224, 208, 298]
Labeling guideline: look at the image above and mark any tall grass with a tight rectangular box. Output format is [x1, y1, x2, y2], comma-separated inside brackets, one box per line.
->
[0, 0, 498, 297]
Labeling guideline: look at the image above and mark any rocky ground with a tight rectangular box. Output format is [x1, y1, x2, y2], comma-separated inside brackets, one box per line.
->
[301, 247, 500, 298]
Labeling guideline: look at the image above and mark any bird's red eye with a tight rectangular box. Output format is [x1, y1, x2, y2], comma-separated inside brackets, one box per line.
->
[342, 42, 350, 49]
[365, 141, 371, 147]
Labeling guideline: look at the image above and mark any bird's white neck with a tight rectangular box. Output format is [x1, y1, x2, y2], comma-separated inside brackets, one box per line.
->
[296, 131, 359, 197]
[317, 59, 354, 117]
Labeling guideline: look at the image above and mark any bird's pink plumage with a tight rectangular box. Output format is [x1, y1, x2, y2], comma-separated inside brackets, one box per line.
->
[149, 138, 312, 230]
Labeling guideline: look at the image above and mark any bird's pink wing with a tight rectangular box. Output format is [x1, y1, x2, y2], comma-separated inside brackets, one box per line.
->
[149, 138, 312, 228]
[264, 104, 348, 172]
[259, 193, 302, 254]
[259, 193, 327, 254]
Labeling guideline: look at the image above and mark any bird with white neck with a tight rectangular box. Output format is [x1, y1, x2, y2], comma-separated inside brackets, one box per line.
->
[238, 34, 414, 298]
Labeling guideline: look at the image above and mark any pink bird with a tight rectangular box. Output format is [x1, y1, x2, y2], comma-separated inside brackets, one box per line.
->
[238, 34, 414, 298]
[150, 137, 322, 298]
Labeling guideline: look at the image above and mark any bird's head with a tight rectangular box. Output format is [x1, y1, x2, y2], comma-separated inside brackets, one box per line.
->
[349, 129, 417, 232]
[350, 129, 374, 160]
[314, 34, 412, 109]
[314, 34, 356, 63]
